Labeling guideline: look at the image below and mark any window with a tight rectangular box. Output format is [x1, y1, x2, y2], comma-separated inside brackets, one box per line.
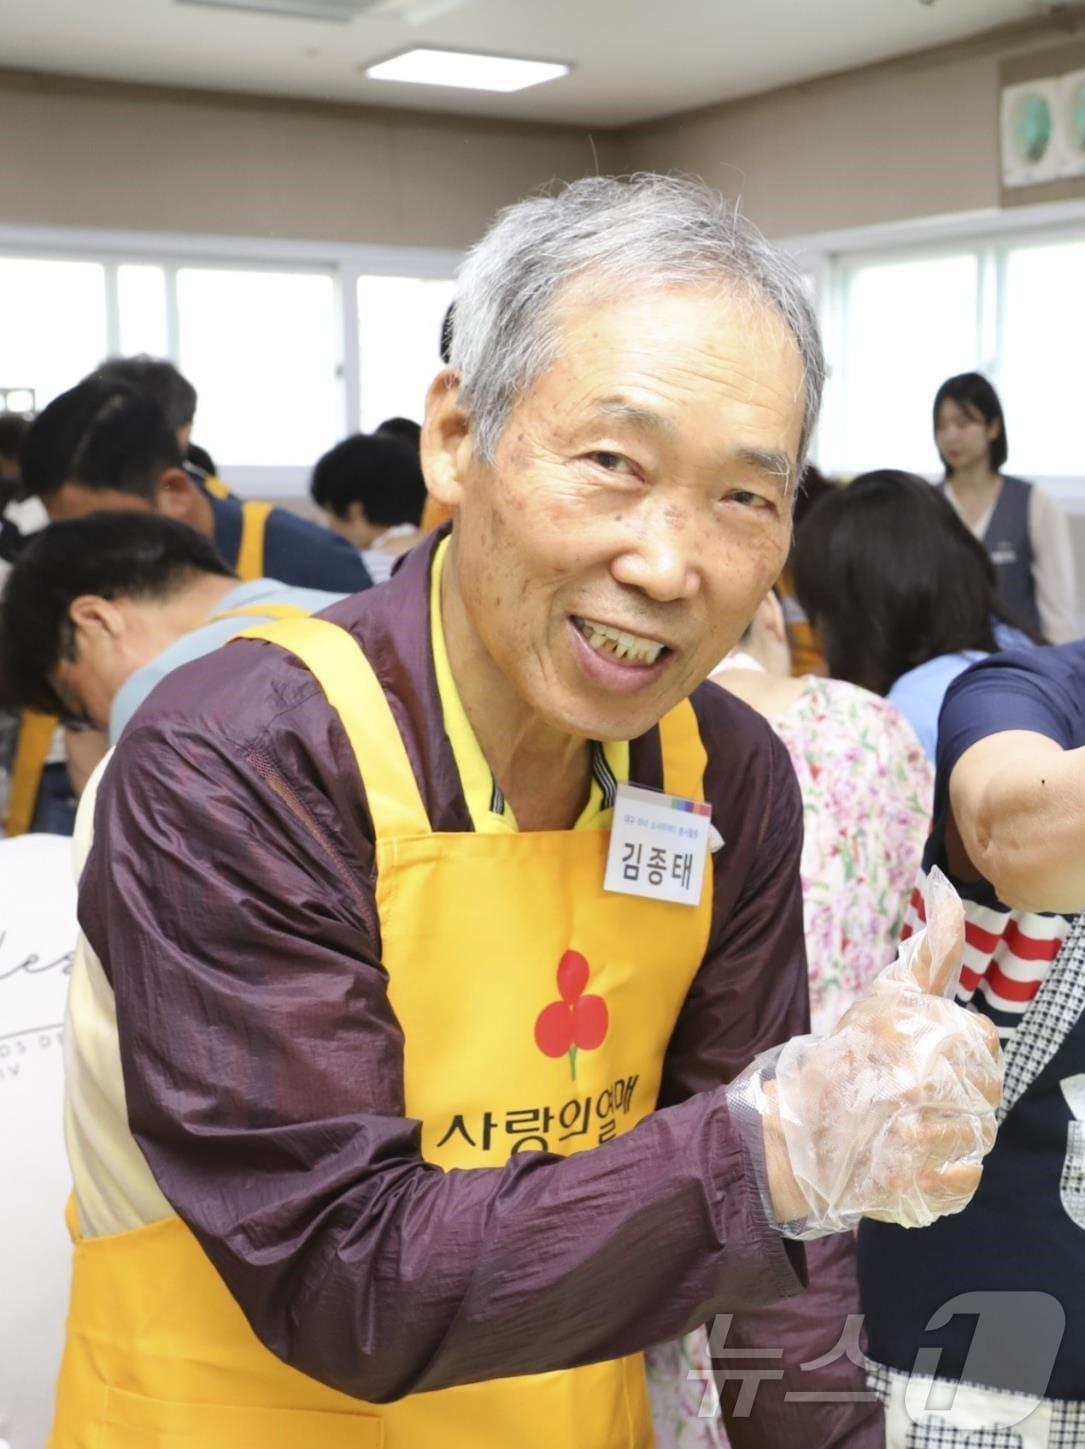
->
[1000, 239, 1085, 478]
[820, 224, 1085, 486]
[0, 235, 458, 491]
[835, 253, 980, 476]
[0, 257, 107, 415]
[177, 267, 339, 467]
[357, 274, 455, 432]
[117, 265, 168, 358]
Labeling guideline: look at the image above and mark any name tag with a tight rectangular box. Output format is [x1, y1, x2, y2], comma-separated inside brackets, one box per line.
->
[604, 782, 713, 907]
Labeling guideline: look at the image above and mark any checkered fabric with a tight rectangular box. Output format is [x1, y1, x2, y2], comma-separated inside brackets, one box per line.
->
[999, 909, 1085, 1123]
[865, 1359, 1085, 1448]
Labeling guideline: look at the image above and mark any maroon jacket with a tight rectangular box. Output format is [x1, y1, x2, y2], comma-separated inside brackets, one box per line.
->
[80, 530, 881, 1446]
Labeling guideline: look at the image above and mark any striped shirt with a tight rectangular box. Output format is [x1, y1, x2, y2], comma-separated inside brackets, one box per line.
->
[907, 639, 1085, 1040]
[901, 872, 1071, 1040]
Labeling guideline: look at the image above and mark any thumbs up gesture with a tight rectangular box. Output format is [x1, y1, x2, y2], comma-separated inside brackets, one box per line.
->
[736, 868, 1003, 1237]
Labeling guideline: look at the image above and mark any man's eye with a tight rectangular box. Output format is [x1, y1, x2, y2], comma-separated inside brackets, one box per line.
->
[586, 451, 635, 475]
[724, 489, 773, 511]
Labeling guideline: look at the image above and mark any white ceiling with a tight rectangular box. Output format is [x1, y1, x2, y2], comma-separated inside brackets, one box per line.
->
[0, 0, 1053, 128]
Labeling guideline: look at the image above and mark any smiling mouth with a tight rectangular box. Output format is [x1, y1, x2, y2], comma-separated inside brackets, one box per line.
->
[573, 615, 669, 667]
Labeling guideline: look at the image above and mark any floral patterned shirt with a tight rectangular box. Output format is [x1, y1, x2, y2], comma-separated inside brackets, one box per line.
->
[773, 677, 934, 1035]
[647, 675, 932, 1447]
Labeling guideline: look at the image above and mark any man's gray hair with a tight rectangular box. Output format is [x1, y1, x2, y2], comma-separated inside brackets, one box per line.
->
[451, 173, 824, 468]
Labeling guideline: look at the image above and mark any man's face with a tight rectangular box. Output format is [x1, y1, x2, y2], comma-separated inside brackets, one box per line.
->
[438, 282, 805, 742]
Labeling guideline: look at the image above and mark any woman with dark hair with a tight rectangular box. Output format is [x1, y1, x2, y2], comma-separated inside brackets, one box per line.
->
[792, 468, 1032, 758]
[934, 371, 1076, 642]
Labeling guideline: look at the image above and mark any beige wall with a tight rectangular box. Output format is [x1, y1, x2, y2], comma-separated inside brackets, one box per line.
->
[7, 15, 1083, 251]
[0, 69, 621, 249]
[621, 16, 1085, 239]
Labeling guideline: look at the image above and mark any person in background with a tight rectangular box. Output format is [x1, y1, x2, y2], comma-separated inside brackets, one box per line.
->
[22, 376, 374, 595]
[934, 371, 1076, 644]
[0, 412, 31, 568]
[93, 355, 207, 470]
[376, 416, 422, 452]
[0, 411, 27, 494]
[0, 512, 342, 743]
[5, 383, 370, 837]
[185, 440, 218, 477]
[310, 431, 426, 584]
[860, 638, 1085, 1444]
[775, 463, 837, 677]
[793, 469, 1034, 760]
[715, 589, 934, 1034]
[648, 588, 933, 1447]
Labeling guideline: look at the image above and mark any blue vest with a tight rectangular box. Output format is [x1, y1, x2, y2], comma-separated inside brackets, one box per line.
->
[858, 913, 1085, 1400]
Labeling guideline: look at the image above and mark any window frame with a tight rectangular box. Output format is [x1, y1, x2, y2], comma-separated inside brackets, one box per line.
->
[0, 221, 461, 498]
[788, 197, 1085, 514]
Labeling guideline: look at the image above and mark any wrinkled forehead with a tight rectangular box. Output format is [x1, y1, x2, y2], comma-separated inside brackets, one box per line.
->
[509, 277, 806, 463]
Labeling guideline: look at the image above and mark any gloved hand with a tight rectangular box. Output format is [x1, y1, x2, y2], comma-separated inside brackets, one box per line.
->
[733, 867, 1002, 1238]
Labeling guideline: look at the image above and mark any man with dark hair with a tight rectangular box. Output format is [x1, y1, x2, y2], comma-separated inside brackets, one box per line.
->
[0, 412, 32, 567]
[7, 381, 369, 833]
[92, 356, 197, 447]
[375, 416, 422, 451]
[311, 431, 426, 583]
[94, 355, 221, 474]
[0, 411, 28, 490]
[0, 512, 342, 742]
[21, 378, 372, 592]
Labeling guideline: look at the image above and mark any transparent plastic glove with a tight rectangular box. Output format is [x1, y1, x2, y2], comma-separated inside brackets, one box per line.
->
[733, 867, 1003, 1238]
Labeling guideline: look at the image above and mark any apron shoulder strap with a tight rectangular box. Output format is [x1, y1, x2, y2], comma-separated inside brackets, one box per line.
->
[239, 616, 430, 840]
[656, 697, 708, 803]
[208, 603, 310, 624]
[237, 501, 274, 582]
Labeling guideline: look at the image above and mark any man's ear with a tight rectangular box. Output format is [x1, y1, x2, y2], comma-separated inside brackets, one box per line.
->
[421, 368, 473, 509]
[153, 466, 202, 523]
[68, 594, 125, 643]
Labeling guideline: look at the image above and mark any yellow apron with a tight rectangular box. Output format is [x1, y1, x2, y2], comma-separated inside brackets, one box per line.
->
[5, 707, 61, 836]
[50, 617, 714, 1448]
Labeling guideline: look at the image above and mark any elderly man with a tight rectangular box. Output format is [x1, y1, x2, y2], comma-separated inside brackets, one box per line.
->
[49, 176, 1000, 1449]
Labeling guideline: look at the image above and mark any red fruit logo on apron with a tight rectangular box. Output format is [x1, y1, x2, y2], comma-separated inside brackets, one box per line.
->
[534, 949, 609, 1081]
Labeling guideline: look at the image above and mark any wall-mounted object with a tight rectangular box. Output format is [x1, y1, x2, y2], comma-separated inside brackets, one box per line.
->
[1001, 78, 1063, 188]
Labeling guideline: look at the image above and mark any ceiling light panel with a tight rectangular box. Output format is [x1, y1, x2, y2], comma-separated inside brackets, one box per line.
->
[365, 48, 570, 93]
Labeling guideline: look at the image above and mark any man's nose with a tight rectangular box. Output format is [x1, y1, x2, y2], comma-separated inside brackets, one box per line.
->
[610, 513, 699, 602]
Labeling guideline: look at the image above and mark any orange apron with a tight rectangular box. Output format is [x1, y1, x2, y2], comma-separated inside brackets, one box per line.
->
[49, 613, 714, 1447]
[235, 500, 273, 582]
[4, 707, 60, 836]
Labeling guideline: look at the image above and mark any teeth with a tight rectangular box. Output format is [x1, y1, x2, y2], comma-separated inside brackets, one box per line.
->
[577, 617, 665, 665]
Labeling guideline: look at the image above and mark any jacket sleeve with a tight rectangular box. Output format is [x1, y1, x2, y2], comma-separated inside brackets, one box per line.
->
[80, 708, 803, 1405]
